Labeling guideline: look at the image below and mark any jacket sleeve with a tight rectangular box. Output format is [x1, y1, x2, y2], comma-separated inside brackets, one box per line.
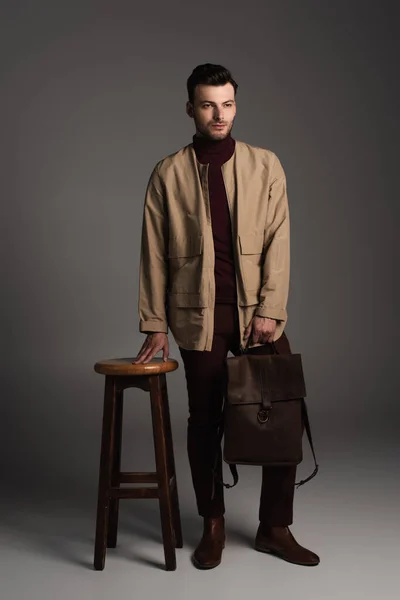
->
[255, 153, 290, 322]
[138, 162, 169, 334]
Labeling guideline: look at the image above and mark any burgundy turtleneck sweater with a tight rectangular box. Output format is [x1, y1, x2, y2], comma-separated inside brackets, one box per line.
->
[192, 133, 237, 304]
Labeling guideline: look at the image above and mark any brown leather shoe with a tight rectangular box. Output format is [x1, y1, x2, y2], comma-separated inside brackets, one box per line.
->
[192, 516, 226, 569]
[255, 524, 320, 566]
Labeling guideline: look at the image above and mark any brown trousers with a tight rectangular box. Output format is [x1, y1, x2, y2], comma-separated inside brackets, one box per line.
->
[179, 304, 297, 525]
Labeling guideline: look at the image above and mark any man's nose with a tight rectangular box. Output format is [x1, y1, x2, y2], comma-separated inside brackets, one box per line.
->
[213, 108, 223, 121]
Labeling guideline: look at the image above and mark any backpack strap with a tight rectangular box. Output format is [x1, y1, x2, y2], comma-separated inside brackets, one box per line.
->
[295, 398, 319, 488]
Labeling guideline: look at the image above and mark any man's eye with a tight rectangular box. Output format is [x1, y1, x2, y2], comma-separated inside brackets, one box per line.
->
[203, 104, 210, 108]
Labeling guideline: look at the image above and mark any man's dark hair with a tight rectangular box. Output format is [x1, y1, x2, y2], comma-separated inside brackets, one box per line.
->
[187, 63, 238, 104]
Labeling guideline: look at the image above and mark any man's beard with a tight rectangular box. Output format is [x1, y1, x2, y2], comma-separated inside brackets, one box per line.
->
[195, 118, 234, 140]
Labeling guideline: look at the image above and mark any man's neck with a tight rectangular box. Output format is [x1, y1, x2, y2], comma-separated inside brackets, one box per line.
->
[192, 131, 235, 165]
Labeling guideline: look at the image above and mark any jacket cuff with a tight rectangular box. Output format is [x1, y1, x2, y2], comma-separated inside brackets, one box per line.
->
[139, 319, 168, 334]
[254, 306, 287, 321]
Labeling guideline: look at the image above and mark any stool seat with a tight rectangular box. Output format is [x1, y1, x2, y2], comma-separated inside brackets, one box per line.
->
[94, 357, 179, 376]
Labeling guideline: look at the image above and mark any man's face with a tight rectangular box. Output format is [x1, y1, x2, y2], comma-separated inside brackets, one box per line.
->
[186, 83, 236, 140]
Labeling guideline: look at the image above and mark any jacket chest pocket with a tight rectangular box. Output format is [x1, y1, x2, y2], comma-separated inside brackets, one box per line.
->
[168, 235, 204, 294]
[239, 233, 264, 292]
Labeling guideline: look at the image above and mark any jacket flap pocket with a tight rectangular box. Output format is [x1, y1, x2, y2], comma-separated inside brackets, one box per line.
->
[239, 233, 264, 255]
[168, 235, 203, 258]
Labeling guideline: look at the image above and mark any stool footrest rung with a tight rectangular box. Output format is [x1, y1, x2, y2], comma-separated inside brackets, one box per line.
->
[118, 472, 158, 484]
[108, 487, 159, 499]
[108, 475, 176, 500]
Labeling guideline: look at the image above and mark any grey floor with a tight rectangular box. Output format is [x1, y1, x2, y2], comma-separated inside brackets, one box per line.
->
[1, 430, 399, 600]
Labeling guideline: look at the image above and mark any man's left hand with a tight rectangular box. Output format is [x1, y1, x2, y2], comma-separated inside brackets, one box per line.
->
[244, 316, 277, 345]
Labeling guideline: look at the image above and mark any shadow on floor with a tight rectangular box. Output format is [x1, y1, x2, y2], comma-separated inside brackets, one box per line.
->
[0, 480, 203, 570]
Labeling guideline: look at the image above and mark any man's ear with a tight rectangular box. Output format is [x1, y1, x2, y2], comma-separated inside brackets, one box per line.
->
[186, 101, 194, 118]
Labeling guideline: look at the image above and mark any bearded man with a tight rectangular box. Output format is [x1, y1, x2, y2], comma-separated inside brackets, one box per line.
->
[135, 63, 319, 569]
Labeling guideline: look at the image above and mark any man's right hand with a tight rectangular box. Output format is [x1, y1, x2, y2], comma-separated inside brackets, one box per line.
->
[133, 333, 169, 364]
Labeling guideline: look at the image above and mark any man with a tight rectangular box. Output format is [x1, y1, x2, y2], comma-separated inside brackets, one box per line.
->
[134, 64, 319, 569]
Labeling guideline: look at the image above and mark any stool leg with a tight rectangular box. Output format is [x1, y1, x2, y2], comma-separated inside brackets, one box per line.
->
[94, 376, 117, 570]
[107, 388, 124, 548]
[150, 376, 176, 571]
[161, 374, 183, 549]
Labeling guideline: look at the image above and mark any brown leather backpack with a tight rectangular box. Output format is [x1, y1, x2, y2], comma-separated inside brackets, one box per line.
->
[214, 342, 319, 490]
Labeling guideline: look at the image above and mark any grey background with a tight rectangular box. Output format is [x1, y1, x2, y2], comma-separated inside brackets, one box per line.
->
[1, 1, 398, 599]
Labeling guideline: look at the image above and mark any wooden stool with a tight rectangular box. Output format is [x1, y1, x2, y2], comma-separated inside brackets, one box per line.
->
[93, 357, 183, 571]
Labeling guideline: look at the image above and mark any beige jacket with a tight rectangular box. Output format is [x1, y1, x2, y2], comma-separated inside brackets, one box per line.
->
[138, 140, 290, 351]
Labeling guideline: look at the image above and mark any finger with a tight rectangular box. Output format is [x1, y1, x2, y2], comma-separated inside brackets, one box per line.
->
[133, 351, 145, 364]
[135, 343, 157, 364]
[133, 337, 151, 360]
[133, 343, 150, 363]
[260, 328, 271, 342]
[141, 346, 159, 364]
[143, 342, 165, 364]
[162, 339, 169, 362]
[133, 353, 147, 364]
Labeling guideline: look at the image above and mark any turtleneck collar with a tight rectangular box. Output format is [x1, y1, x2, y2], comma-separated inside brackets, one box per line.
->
[192, 132, 236, 166]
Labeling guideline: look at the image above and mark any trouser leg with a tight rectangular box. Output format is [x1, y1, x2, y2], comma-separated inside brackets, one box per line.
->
[179, 305, 237, 518]
[258, 465, 297, 525]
